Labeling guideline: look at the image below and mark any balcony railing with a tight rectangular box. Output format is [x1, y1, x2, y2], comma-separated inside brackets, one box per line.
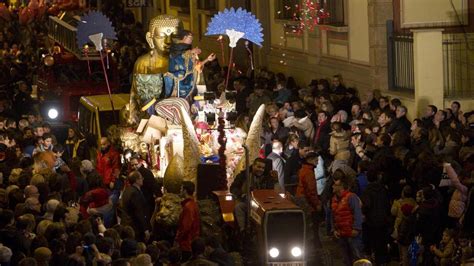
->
[47, 15, 100, 60]
[387, 21, 474, 98]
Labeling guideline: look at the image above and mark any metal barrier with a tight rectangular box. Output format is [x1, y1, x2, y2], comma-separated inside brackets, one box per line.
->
[443, 34, 474, 98]
[47, 15, 100, 60]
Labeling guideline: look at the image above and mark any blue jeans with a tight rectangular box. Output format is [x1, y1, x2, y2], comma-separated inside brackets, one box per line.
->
[338, 234, 364, 266]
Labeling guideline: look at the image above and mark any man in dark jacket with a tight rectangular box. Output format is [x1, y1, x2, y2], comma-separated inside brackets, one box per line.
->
[266, 140, 286, 191]
[388, 105, 412, 134]
[130, 157, 161, 220]
[313, 111, 331, 155]
[233, 78, 252, 114]
[284, 141, 311, 195]
[360, 167, 391, 265]
[120, 171, 150, 242]
[422, 105, 437, 128]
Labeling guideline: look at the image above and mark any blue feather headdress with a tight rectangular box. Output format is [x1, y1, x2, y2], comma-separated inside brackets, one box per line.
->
[205, 8, 263, 47]
[77, 11, 117, 52]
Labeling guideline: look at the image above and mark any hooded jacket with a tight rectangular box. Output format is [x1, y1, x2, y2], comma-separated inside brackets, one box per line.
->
[329, 130, 351, 161]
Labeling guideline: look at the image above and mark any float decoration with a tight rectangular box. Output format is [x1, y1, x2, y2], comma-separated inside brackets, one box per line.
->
[216, 117, 228, 190]
[179, 105, 201, 185]
[77, 11, 117, 121]
[205, 7, 263, 89]
[234, 104, 266, 176]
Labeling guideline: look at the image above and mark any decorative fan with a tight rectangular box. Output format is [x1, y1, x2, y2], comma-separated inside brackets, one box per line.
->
[76, 11, 117, 51]
[205, 8, 263, 89]
[76, 11, 118, 120]
[205, 7, 263, 48]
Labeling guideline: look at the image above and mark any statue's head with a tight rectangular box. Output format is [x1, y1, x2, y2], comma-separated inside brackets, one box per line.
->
[146, 15, 183, 53]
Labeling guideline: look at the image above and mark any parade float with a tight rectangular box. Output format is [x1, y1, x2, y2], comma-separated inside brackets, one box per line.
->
[113, 8, 265, 189]
[72, 8, 269, 246]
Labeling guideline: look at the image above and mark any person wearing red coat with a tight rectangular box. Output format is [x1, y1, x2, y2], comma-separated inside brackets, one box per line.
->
[175, 181, 200, 261]
[331, 175, 364, 265]
[295, 152, 322, 248]
[96, 137, 120, 189]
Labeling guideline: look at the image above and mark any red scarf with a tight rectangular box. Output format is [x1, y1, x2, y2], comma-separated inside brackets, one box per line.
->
[314, 119, 328, 143]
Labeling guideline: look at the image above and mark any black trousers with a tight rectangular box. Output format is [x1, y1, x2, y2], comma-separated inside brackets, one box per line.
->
[366, 225, 390, 264]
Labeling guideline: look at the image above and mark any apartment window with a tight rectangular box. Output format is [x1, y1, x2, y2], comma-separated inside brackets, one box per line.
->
[275, 0, 299, 20]
[321, 0, 345, 26]
[170, 0, 190, 13]
[197, 0, 217, 11]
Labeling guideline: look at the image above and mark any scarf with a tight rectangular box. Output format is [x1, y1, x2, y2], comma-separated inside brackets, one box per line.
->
[314, 119, 328, 143]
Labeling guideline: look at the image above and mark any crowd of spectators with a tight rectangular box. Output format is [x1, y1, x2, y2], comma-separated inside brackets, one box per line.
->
[224, 70, 474, 266]
[0, 1, 474, 266]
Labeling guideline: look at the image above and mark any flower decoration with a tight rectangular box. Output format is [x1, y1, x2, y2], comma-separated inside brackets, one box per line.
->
[76, 11, 117, 52]
[206, 7, 263, 48]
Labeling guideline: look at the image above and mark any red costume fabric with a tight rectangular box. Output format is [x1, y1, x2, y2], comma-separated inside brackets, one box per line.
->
[331, 190, 355, 237]
[79, 188, 109, 219]
[175, 198, 201, 252]
[96, 147, 120, 186]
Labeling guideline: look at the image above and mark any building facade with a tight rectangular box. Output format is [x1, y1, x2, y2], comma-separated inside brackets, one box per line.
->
[127, 0, 474, 119]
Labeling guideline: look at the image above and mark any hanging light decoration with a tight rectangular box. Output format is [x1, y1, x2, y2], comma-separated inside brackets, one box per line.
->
[293, 0, 329, 34]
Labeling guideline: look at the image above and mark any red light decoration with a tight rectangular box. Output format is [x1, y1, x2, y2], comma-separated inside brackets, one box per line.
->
[292, 0, 329, 34]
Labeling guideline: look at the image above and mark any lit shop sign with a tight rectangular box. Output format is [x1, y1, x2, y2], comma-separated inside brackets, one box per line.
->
[126, 0, 152, 7]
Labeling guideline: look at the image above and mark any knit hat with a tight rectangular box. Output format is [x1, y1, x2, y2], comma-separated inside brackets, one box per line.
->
[34, 247, 52, 262]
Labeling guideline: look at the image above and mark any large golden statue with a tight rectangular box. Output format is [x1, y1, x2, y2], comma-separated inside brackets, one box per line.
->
[128, 15, 183, 125]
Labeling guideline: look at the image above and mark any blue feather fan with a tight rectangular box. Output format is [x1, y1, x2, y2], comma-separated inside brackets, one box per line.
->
[205, 8, 263, 47]
[76, 11, 117, 49]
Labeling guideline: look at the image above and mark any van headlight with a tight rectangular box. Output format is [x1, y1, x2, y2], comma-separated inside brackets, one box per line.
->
[291, 246, 302, 257]
[269, 247, 279, 258]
